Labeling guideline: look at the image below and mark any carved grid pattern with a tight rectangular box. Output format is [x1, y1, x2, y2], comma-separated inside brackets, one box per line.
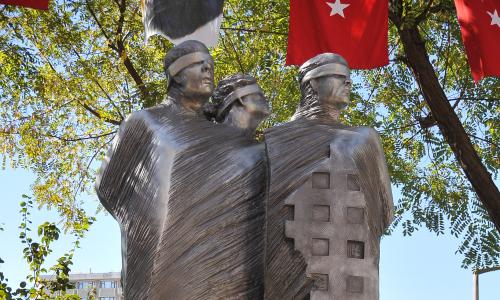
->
[284, 148, 379, 300]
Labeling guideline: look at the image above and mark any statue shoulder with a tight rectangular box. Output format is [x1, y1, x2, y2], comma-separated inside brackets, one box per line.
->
[264, 120, 294, 135]
[95, 105, 182, 218]
[352, 126, 381, 138]
[123, 105, 168, 124]
[347, 126, 383, 148]
[119, 104, 181, 135]
[326, 126, 381, 149]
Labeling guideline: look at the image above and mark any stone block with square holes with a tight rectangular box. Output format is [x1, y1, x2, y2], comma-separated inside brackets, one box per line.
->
[283, 143, 381, 300]
[263, 122, 393, 300]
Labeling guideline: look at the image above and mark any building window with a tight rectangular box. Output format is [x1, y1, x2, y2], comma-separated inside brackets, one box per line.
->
[77, 281, 93, 289]
[100, 280, 117, 288]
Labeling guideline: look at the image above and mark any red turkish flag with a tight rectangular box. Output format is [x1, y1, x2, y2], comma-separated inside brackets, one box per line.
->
[0, 0, 48, 10]
[454, 0, 500, 82]
[286, 0, 388, 68]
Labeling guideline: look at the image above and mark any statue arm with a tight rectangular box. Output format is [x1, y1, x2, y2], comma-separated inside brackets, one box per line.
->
[366, 128, 394, 231]
[95, 116, 130, 219]
[95, 111, 154, 221]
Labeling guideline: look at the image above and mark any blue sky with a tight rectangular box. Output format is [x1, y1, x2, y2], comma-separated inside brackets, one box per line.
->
[1, 166, 499, 299]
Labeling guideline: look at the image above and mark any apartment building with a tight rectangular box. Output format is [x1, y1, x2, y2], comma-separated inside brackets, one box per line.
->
[41, 272, 122, 300]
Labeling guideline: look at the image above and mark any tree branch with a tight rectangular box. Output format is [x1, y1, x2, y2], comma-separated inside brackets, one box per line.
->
[380, 121, 419, 133]
[388, 0, 403, 27]
[221, 33, 246, 74]
[115, 0, 126, 42]
[468, 134, 499, 148]
[418, 115, 437, 129]
[389, 4, 500, 232]
[72, 133, 116, 200]
[79, 102, 122, 125]
[221, 26, 287, 36]
[415, 0, 435, 25]
[475, 266, 500, 275]
[441, 21, 452, 88]
[402, 128, 424, 148]
[86, 0, 151, 106]
[448, 98, 500, 102]
[1, 129, 117, 143]
[85, 0, 117, 51]
[71, 49, 125, 121]
[46, 131, 117, 143]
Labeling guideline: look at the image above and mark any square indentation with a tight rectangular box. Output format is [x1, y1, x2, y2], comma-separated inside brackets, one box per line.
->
[312, 172, 330, 189]
[286, 205, 295, 221]
[312, 205, 330, 222]
[347, 174, 360, 191]
[312, 238, 329, 256]
[311, 273, 328, 290]
[347, 207, 364, 224]
[347, 276, 363, 293]
[347, 240, 365, 259]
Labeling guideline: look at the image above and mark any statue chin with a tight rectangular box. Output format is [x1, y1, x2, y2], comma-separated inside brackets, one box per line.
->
[181, 85, 213, 98]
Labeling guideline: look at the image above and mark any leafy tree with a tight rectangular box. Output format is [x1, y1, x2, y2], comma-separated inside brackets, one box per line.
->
[0, 0, 498, 269]
[0, 198, 90, 299]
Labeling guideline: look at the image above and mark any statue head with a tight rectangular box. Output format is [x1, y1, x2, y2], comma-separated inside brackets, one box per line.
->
[297, 53, 351, 113]
[211, 73, 270, 135]
[164, 40, 214, 100]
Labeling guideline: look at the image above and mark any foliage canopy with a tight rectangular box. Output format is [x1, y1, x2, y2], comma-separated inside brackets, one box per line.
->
[0, 0, 498, 272]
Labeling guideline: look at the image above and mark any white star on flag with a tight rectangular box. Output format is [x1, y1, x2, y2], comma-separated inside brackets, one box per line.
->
[487, 9, 500, 28]
[326, 0, 350, 18]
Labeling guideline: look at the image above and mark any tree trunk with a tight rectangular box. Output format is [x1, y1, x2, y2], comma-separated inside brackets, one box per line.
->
[394, 23, 500, 233]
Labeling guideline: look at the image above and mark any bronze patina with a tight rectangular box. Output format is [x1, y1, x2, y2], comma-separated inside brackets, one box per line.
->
[264, 53, 393, 300]
[96, 41, 268, 300]
[96, 46, 393, 300]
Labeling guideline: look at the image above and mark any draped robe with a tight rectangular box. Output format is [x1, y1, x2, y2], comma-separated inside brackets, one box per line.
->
[263, 117, 393, 300]
[96, 100, 265, 299]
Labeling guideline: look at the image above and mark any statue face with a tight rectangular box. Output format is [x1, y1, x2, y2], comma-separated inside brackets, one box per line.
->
[176, 57, 215, 98]
[311, 71, 351, 109]
[226, 93, 270, 134]
[240, 93, 270, 118]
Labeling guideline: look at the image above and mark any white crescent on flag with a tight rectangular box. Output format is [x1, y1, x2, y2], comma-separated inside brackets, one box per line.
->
[142, 0, 225, 47]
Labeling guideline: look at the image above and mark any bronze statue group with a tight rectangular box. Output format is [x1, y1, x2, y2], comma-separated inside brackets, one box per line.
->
[96, 40, 393, 300]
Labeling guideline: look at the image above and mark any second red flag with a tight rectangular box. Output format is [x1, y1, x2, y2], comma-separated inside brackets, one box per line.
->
[454, 0, 500, 82]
